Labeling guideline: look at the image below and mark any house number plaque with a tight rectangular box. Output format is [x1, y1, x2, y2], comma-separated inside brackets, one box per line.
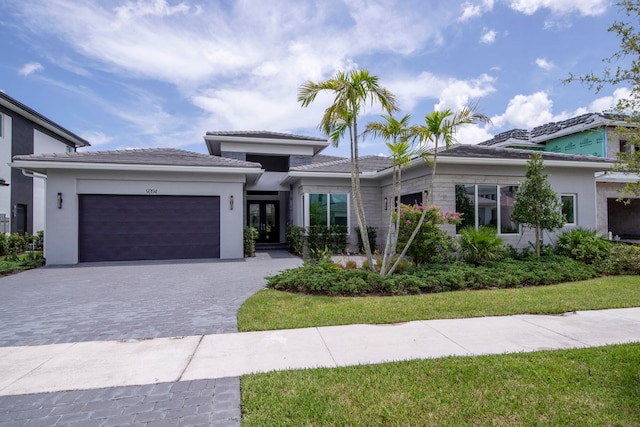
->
[146, 189, 158, 194]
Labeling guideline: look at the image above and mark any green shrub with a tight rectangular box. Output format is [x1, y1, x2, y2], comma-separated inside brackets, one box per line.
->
[307, 225, 348, 257]
[243, 226, 259, 257]
[459, 226, 505, 265]
[286, 226, 305, 256]
[267, 256, 597, 296]
[31, 231, 44, 251]
[355, 226, 377, 254]
[396, 204, 459, 266]
[0, 234, 7, 257]
[556, 228, 611, 264]
[595, 243, 640, 275]
[6, 233, 27, 257]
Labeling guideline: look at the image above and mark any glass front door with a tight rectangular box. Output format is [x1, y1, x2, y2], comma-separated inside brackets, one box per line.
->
[247, 201, 279, 243]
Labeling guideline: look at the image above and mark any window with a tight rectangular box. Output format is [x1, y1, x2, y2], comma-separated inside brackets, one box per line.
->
[455, 184, 518, 234]
[306, 193, 349, 228]
[561, 194, 576, 225]
[246, 154, 289, 172]
[400, 192, 424, 206]
[619, 140, 635, 154]
[0, 113, 3, 138]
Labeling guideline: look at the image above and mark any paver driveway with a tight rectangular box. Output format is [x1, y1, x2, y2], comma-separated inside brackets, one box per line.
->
[0, 251, 302, 426]
[0, 251, 302, 347]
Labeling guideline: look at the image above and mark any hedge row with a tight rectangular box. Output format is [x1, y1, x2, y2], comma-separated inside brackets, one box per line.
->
[266, 256, 598, 296]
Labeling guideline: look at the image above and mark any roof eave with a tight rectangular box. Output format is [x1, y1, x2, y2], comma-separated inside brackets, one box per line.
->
[436, 156, 614, 169]
[9, 160, 265, 176]
[204, 134, 329, 156]
[280, 170, 378, 185]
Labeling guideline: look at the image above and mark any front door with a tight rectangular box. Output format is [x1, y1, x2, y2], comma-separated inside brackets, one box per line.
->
[247, 201, 279, 243]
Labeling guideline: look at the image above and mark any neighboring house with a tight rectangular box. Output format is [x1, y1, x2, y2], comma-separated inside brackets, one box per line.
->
[11, 131, 612, 265]
[0, 92, 90, 235]
[480, 113, 640, 240]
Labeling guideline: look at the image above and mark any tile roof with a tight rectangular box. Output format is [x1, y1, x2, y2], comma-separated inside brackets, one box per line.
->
[311, 154, 347, 164]
[12, 148, 262, 168]
[291, 155, 392, 173]
[439, 144, 611, 163]
[206, 130, 327, 142]
[480, 113, 630, 147]
[478, 129, 530, 146]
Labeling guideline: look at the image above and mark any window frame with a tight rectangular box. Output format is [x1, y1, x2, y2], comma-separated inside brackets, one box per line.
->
[560, 194, 577, 226]
[455, 184, 520, 235]
[303, 193, 350, 231]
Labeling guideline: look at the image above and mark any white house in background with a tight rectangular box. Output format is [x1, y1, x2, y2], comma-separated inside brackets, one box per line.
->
[0, 92, 90, 235]
[11, 130, 613, 265]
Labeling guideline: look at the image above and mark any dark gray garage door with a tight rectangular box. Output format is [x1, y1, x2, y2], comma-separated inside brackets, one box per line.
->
[79, 195, 220, 262]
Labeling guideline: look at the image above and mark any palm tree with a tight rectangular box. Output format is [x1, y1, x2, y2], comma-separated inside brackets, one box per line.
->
[298, 69, 398, 269]
[364, 114, 415, 275]
[392, 103, 490, 269]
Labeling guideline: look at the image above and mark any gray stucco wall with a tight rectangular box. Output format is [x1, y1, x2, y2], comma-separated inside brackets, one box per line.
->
[44, 169, 246, 265]
[295, 161, 602, 254]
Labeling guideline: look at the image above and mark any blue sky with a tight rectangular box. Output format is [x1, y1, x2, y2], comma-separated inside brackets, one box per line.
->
[0, 0, 631, 158]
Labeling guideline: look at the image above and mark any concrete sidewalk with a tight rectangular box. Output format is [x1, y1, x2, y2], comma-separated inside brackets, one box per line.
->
[2, 307, 639, 397]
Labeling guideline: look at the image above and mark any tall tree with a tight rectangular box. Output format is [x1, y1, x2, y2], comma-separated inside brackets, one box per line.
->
[390, 104, 489, 273]
[298, 69, 398, 270]
[511, 152, 565, 257]
[565, 0, 640, 197]
[364, 113, 415, 276]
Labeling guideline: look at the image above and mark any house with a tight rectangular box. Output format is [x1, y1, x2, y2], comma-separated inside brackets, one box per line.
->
[11, 130, 613, 265]
[480, 113, 640, 240]
[0, 92, 90, 235]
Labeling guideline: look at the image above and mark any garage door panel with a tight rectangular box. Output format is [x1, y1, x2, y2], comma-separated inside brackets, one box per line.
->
[79, 195, 220, 262]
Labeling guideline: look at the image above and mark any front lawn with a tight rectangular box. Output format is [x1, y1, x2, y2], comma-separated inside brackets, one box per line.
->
[242, 343, 640, 426]
[238, 275, 640, 331]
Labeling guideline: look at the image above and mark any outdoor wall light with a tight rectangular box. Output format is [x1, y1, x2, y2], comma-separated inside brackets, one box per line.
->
[229, 195, 234, 210]
[383, 197, 388, 211]
[57, 192, 63, 209]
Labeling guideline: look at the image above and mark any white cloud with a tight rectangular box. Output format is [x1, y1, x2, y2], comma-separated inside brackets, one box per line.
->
[18, 62, 43, 76]
[389, 72, 496, 113]
[491, 91, 556, 128]
[588, 87, 632, 113]
[535, 57, 555, 71]
[509, 0, 608, 16]
[490, 88, 630, 133]
[480, 29, 497, 44]
[79, 130, 113, 147]
[114, 0, 190, 21]
[458, 0, 495, 22]
[456, 124, 495, 145]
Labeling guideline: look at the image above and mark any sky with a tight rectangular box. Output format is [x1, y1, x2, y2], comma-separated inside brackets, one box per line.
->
[0, 0, 633, 158]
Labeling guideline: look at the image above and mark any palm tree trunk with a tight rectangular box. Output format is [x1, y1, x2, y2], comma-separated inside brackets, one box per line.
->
[388, 139, 440, 274]
[350, 110, 375, 271]
[380, 166, 401, 275]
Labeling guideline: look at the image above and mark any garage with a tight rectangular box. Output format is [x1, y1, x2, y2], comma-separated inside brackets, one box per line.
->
[78, 194, 220, 262]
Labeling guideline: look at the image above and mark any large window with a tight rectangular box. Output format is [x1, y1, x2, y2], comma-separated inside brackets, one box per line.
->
[306, 193, 349, 228]
[561, 194, 576, 225]
[455, 184, 518, 234]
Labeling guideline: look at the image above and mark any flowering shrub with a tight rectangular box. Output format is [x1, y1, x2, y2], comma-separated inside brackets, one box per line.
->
[396, 204, 461, 265]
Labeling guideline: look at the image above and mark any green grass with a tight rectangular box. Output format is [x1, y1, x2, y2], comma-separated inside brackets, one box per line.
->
[238, 275, 640, 331]
[241, 343, 640, 426]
